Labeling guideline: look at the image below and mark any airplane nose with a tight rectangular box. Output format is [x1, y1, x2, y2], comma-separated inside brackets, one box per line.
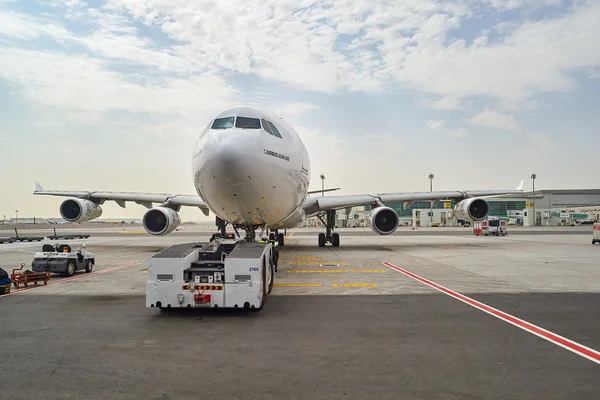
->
[217, 142, 250, 184]
[196, 129, 261, 186]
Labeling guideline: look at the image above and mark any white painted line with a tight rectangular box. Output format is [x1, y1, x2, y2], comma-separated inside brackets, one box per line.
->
[382, 261, 600, 365]
[1, 261, 140, 297]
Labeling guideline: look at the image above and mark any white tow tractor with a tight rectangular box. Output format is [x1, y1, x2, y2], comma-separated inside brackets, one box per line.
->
[486, 216, 507, 236]
[146, 234, 274, 310]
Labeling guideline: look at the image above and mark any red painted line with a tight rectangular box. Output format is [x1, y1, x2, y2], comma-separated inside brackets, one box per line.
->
[1, 261, 140, 297]
[382, 261, 600, 364]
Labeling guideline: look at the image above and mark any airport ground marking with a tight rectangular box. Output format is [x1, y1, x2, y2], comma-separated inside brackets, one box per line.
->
[273, 283, 322, 287]
[287, 269, 386, 273]
[290, 261, 349, 265]
[382, 261, 600, 365]
[1, 261, 141, 297]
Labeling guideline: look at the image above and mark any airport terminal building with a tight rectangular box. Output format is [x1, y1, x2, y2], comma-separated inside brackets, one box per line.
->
[306, 189, 600, 228]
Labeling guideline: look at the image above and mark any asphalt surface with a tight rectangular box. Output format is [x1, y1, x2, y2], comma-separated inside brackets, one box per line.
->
[1, 229, 599, 399]
[1, 294, 599, 400]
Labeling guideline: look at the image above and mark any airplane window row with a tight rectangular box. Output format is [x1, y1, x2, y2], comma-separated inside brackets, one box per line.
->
[210, 116, 283, 138]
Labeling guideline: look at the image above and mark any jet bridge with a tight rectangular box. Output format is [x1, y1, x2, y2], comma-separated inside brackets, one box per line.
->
[146, 237, 274, 310]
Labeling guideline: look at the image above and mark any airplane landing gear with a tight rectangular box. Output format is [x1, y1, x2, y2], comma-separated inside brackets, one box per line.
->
[317, 210, 339, 247]
[244, 226, 257, 242]
[268, 230, 285, 247]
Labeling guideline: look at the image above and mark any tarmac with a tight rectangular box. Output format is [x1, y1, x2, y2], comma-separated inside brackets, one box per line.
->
[1, 226, 599, 399]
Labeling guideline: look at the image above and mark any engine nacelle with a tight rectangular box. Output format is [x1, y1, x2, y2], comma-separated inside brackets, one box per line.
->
[453, 198, 489, 222]
[60, 199, 103, 223]
[368, 206, 400, 235]
[143, 207, 181, 236]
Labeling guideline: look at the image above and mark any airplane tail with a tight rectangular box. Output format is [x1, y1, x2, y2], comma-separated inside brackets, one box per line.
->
[516, 180, 524, 191]
[35, 181, 44, 192]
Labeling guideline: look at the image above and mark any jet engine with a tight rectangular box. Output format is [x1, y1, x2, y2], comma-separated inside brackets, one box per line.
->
[368, 206, 400, 235]
[453, 198, 489, 222]
[143, 207, 181, 236]
[60, 199, 103, 223]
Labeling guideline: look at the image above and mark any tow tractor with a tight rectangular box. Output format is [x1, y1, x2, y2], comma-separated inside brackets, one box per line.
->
[486, 216, 507, 236]
[31, 243, 95, 276]
[146, 233, 275, 310]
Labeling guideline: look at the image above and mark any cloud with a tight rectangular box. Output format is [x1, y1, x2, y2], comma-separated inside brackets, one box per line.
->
[427, 120, 469, 138]
[465, 107, 521, 131]
[0, 10, 71, 40]
[261, 102, 320, 117]
[0, 50, 235, 118]
[298, 127, 404, 193]
[426, 120, 445, 131]
[2, 1, 600, 112]
[445, 128, 469, 138]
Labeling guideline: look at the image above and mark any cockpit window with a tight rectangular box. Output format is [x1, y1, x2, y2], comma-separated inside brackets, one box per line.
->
[266, 120, 283, 138]
[211, 117, 234, 129]
[235, 117, 261, 129]
[261, 119, 274, 135]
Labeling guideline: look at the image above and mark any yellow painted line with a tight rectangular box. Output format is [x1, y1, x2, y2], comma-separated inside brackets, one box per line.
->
[273, 283, 323, 287]
[284, 232, 294, 243]
[332, 283, 377, 287]
[291, 256, 325, 260]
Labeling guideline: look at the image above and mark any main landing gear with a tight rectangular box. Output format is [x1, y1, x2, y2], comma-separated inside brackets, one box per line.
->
[317, 210, 340, 247]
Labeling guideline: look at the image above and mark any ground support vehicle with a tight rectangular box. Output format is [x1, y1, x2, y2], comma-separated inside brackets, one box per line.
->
[31, 243, 95, 276]
[10, 229, 43, 242]
[10, 263, 50, 289]
[146, 237, 274, 310]
[46, 228, 90, 240]
[593, 222, 600, 245]
[487, 217, 507, 236]
[0, 267, 11, 294]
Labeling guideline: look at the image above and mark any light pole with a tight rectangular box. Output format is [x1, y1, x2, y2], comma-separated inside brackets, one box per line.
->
[531, 173, 537, 226]
[428, 173, 434, 226]
[15, 209, 19, 226]
[320, 174, 325, 197]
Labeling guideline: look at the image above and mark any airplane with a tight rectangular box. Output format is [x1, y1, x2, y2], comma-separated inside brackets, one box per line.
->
[34, 105, 524, 247]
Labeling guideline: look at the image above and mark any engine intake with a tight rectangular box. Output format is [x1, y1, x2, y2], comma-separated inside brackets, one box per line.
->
[143, 207, 181, 236]
[453, 198, 489, 222]
[368, 206, 400, 235]
[60, 199, 102, 223]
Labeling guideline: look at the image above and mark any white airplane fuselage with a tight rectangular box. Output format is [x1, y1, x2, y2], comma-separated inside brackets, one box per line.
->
[191, 105, 311, 229]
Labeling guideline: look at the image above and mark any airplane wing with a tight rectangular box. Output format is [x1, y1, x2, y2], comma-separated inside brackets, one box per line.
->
[33, 182, 210, 216]
[302, 181, 525, 216]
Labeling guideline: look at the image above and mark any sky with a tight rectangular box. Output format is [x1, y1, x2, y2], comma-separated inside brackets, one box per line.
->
[1, 0, 599, 222]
